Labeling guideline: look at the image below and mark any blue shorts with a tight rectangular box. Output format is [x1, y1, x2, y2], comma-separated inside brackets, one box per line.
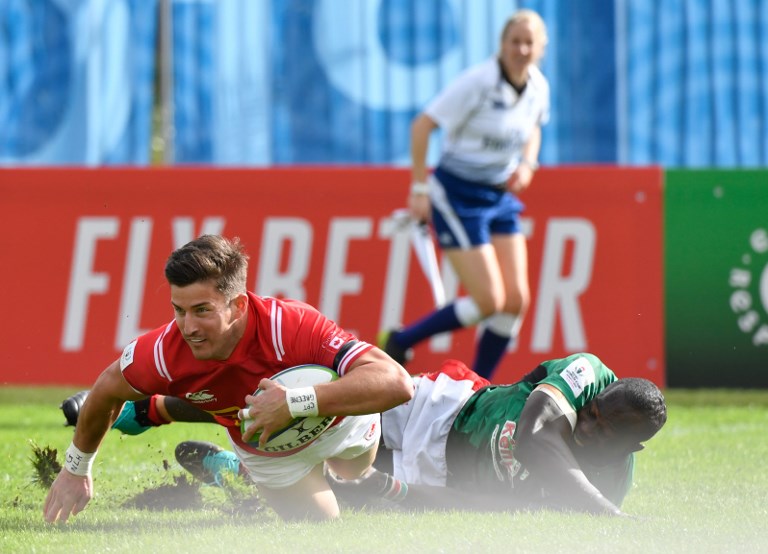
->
[430, 166, 525, 249]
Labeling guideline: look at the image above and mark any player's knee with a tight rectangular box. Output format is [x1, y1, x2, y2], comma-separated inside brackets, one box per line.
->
[461, 294, 501, 320]
[453, 296, 483, 325]
[486, 312, 523, 338]
[502, 289, 530, 316]
[327, 449, 377, 480]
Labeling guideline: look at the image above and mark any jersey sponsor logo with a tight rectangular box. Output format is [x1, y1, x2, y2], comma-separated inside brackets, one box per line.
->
[490, 420, 528, 487]
[498, 420, 517, 465]
[728, 228, 768, 347]
[185, 389, 216, 403]
[560, 357, 596, 397]
[482, 136, 514, 151]
[119, 340, 137, 371]
[490, 424, 505, 482]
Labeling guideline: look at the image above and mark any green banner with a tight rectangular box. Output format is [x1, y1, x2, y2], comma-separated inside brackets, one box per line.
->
[665, 170, 768, 387]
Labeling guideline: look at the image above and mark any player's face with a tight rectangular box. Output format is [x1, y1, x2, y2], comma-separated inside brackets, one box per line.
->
[170, 281, 246, 360]
[572, 390, 649, 466]
[500, 20, 544, 79]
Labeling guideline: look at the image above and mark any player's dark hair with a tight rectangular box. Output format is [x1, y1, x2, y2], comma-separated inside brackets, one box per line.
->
[165, 235, 249, 299]
[607, 378, 668, 436]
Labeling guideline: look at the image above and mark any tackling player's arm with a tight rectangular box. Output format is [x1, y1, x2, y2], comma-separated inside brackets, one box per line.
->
[513, 384, 625, 516]
[43, 359, 146, 524]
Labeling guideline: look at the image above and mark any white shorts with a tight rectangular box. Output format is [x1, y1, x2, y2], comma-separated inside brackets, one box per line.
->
[382, 373, 477, 486]
[230, 413, 380, 489]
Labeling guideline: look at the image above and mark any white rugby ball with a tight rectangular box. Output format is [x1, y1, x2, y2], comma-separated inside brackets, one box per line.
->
[241, 364, 339, 456]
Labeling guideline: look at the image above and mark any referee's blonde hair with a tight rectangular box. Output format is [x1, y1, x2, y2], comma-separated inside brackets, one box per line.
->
[500, 9, 548, 63]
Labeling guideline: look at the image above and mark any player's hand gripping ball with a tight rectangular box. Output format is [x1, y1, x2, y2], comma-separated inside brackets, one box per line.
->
[240, 364, 338, 456]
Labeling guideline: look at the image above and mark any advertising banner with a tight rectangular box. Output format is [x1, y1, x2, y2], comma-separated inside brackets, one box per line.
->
[0, 167, 663, 386]
[665, 170, 768, 387]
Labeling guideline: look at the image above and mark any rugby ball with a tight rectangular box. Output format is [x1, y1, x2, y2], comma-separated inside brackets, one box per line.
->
[240, 364, 339, 456]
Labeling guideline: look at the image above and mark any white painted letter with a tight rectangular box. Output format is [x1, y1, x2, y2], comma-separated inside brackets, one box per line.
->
[61, 218, 120, 351]
[532, 218, 595, 352]
[116, 218, 152, 348]
[319, 218, 372, 321]
[255, 218, 312, 300]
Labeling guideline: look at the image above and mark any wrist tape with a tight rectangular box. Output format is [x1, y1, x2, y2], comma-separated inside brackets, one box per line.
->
[286, 386, 319, 418]
[64, 442, 97, 477]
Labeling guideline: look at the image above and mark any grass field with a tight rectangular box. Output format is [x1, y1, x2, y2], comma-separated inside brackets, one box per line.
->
[2, 387, 768, 553]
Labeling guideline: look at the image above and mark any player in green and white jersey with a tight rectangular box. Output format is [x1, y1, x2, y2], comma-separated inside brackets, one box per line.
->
[334, 352, 666, 516]
[447, 353, 621, 492]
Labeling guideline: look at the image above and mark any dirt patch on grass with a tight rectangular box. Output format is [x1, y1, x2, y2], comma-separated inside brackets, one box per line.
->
[31, 442, 264, 515]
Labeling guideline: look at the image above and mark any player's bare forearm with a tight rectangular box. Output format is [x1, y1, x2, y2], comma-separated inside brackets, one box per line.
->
[542, 469, 624, 515]
[316, 348, 413, 416]
[521, 125, 541, 166]
[72, 360, 146, 452]
[44, 360, 143, 524]
[521, 443, 621, 514]
[515, 390, 623, 515]
[410, 113, 437, 182]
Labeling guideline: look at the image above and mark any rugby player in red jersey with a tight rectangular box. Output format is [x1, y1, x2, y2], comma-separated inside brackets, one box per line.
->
[44, 235, 413, 523]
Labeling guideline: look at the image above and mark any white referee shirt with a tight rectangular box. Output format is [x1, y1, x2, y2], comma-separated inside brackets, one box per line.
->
[426, 57, 550, 185]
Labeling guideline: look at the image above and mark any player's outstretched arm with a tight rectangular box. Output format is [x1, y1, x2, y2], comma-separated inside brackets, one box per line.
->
[43, 359, 145, 523]
[514, 388, 626, 516]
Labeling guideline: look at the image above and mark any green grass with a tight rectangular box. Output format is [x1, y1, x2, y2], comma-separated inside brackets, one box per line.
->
[2, 387, 767, 553]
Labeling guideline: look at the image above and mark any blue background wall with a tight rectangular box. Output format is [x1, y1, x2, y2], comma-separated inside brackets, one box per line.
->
[0, 0, 157, 165]
[2, 0, 767, 167]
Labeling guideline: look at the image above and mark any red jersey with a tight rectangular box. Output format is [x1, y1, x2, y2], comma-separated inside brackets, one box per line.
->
[119, 292, 373, 452]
